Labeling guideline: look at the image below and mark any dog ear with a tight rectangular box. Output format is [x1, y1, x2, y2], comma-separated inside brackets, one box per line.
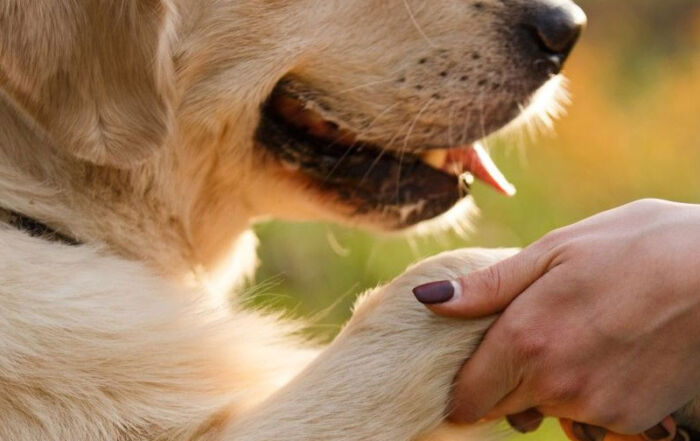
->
[0, 1, 176, 168]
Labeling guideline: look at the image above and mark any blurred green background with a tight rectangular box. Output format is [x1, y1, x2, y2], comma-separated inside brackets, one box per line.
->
[247, 1, 700, 439]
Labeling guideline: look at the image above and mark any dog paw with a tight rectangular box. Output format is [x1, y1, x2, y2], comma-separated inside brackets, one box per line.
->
[329, 248, 518, 438]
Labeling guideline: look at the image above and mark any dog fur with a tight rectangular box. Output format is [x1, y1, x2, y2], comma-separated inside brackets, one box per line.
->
[0, 1, 697, 440]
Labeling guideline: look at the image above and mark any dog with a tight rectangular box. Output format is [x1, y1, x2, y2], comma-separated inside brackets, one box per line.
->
[0, 1, 697, 440]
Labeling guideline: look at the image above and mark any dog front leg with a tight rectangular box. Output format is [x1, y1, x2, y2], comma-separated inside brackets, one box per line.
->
[213, 248, 517, 441]
[0, 231, 316, 441]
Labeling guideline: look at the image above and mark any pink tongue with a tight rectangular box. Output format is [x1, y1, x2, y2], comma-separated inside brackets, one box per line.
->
[445, 143, 516, 196]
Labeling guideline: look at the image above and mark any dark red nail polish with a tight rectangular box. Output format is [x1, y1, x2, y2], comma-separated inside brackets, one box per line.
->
[507, 408, 544, 433]
[572, 423, 607, 441]
[413, 280, 455, 304]
[645, 424, 671, 440]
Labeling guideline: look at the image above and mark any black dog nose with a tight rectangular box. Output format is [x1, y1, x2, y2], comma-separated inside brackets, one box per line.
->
[526, 2, 587, 64]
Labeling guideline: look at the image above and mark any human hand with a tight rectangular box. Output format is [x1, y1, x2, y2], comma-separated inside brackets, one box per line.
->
[412, 199, 700, 437]
[557, 416, 696, 441]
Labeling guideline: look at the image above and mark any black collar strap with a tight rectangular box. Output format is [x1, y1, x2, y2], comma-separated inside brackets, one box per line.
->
[0, 208, 81, 246]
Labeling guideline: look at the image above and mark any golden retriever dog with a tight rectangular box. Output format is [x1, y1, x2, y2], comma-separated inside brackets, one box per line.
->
[0, 1, 697, 440]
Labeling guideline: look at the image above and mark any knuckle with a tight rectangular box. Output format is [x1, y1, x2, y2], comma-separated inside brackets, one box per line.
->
[578, 397, 628, 431]
[612, 414, 650, 435]
[635, 198, 664, 207]
[555, 258, 589, 287]
[530, 228, 575, 268]
[583, 409, 617, 429]
[510, 327, 548, 361]
[537, 226, 572, 249]
[451, 399, 484, 424]
[555, 236, 587, 260]
[539, 227, 568, 245]
[473, 264, 504, 299]
[499, 317, 522, 340]
[538, 375, 581, 403]
[629, 198, 667, 213]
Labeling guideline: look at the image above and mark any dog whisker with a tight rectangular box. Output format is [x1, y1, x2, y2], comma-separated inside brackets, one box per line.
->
[335, 78, 400, 96]
[401, 0, 436, 48]
[396, 98, 435, 205]
[447, 104, 456, 147]
[324, 102, 400, 183]
[355, 118, 412, 194]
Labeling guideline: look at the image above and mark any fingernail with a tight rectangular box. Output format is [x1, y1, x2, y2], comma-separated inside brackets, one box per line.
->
[572, 423, 607, 441]
[413, 280, 460, 304]
[507, 408, 544, 433]
[645, 424, 671, 440]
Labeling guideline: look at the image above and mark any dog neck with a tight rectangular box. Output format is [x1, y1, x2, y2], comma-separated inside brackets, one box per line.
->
[0, 88, 258, 296]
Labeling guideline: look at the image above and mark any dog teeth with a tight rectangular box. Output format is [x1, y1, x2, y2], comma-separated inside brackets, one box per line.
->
[460, 172, 475, 186]
[419, 149, 449, 169]
[282, 160, 301, 172]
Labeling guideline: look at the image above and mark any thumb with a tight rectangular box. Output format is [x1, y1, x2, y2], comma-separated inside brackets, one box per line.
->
[413, 245, 551, 318]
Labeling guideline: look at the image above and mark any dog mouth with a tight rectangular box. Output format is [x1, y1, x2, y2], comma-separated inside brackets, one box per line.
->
[256, 81, 516, 227]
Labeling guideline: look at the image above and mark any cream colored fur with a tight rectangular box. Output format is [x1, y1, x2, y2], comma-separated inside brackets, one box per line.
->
[0, 1, 697, 440]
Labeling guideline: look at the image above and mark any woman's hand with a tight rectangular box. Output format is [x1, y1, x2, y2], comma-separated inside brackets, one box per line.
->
[413, 199, 700, 436]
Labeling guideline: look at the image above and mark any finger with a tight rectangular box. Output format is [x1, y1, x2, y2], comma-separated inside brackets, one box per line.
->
[605, 433, 650, 441]
[506, 408, 545, 434]
[560, 420, 608, 441]
[485, 387, 538, 421]
[449, 323, 521, 423]
[413, 243, 554, 318]
[643, 417, 677, 441]
[450, 267, 567, 423]
[561, 419, 580, 441]
[559, 418, 676, 441]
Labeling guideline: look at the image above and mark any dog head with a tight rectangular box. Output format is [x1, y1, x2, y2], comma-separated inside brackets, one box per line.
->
[0, 0, 585, 265]
[172, 0, 585, 232]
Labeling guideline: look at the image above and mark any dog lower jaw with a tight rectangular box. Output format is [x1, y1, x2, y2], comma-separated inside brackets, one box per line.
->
[254, 75, 568, 229]
[255, 109, 466, 229]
